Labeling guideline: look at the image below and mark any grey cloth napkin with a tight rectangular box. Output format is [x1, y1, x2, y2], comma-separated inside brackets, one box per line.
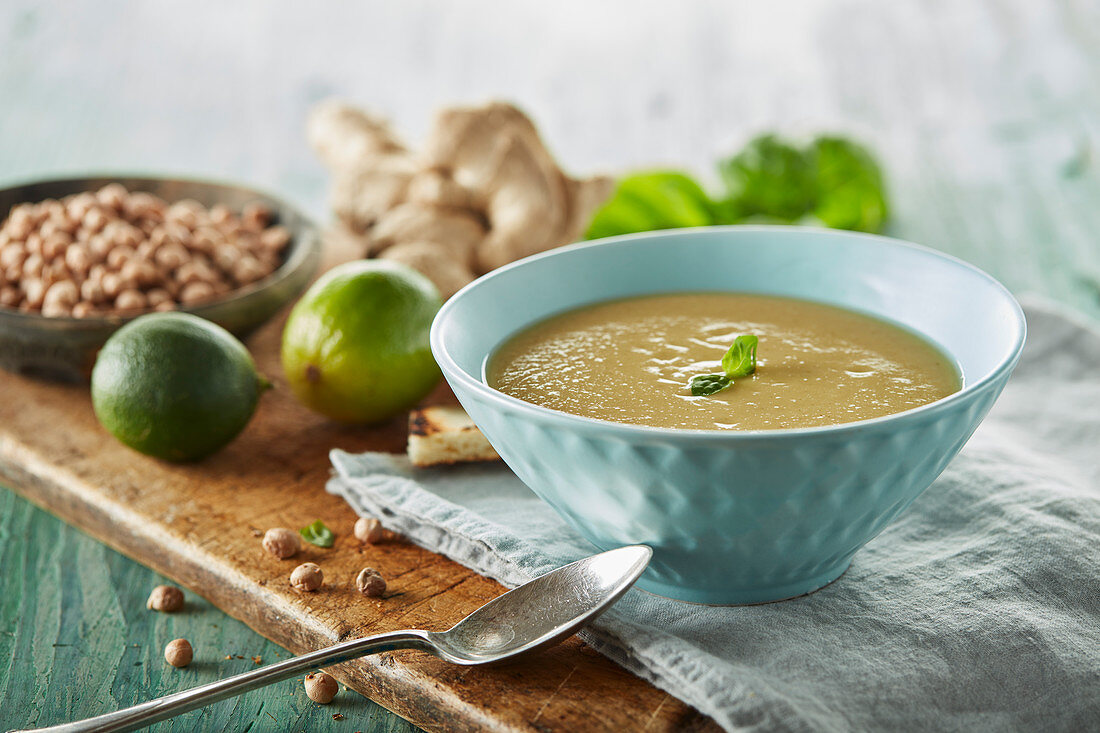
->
[327, 299, 1100, 732]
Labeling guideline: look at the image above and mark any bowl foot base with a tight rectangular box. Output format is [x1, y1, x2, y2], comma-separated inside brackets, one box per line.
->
[634, 559, 852, 606]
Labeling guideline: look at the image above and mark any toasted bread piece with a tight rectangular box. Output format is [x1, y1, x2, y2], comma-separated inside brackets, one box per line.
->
[407, 406, 501, 467]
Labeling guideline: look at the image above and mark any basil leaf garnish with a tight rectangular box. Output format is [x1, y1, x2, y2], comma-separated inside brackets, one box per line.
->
[688, 334, 759, 397]
[721, 334, 759, 378]
[690, 374, 733, 396]
[299, 519, 335, 548]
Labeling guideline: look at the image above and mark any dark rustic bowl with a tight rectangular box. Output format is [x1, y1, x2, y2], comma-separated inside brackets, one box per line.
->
[0, 175, 321, 381]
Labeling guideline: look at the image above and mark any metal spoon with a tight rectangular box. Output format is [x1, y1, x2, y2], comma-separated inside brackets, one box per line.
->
[16, 545, 651, 733]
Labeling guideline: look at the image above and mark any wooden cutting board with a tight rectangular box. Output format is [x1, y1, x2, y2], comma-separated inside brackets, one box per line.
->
[0, 256, 718, 733]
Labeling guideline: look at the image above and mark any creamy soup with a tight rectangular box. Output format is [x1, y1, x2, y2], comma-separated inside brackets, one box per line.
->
[487, 293, 960, 431]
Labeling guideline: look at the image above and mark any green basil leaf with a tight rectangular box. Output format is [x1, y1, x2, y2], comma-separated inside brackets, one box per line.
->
[690, 373, 733, 396]
[299, 519, 335, 548]
[810, 136, 889, 233]
[721, 335, 759, 378]
[585, 171, 717, 240]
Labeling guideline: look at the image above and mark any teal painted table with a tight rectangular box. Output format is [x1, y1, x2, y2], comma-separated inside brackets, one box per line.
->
[2, 1, 1098, 731]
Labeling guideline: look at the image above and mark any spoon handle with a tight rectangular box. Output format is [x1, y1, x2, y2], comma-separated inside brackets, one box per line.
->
[14, 630, 432, 733]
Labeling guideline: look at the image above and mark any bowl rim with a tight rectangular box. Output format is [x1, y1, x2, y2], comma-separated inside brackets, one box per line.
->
[0, 172, 320, 328]
[431, 225, 1028, 442]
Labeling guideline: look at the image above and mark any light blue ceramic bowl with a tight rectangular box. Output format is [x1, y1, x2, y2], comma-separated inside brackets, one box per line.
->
[431, 227, 1026, 604]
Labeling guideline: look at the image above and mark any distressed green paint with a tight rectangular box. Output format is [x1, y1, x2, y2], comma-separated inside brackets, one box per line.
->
[0, 491, 420, 732]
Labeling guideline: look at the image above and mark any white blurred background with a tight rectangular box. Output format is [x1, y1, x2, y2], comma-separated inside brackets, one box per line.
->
[2, 0, 1099, 311]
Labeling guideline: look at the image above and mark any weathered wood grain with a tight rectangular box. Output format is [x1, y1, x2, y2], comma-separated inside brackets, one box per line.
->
[0, 492, 420, 732]
[0, 297, 717, 732]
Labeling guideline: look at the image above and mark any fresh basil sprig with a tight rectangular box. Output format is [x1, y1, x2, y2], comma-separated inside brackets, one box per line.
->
[689, 334, 759, 397]
[299, 519, 335, 548]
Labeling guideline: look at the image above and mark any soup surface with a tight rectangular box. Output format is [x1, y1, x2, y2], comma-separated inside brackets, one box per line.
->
[487, 293, 960, 430]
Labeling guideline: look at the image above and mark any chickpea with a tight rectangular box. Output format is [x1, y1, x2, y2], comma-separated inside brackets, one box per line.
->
[208, 204, 232, 225]
[213, 243, 239, 271]
[154, 241, 189, 270]
[290, 562, 324, 592]
[146, 288, 172, 307]
[303, 672, 338, 704]
[101, 272, 123, 299]
[82, 207, 108, 234]
[66, 192, 96, 222]
[105, 244, 134, 270]
[355, 568, 387, 598]
[153, 300, 177, 312]
[87, 233, 112, 262]
[6, 207, 34, 239]
[164, 639, 193, 668]
[353, 517, 385, 544]
[39, 218, 61, 240]
[70, 302, 96, 318]
[231, 256, 267, 285]
[191, 227, 222, 253]
[120, 259, 158, 288]
[41, 280, 77, 316]
[179, 281, 215, 305]
[22, 253, 44, 278]
[241, 203, 272, 231]
[0, 286, 20, 307]
[96, 183, 128, 211]
[166, 203, 198, 230]
[65, 244, 90, 275]
[24, 232, 43, 255]
[80, 278, 106, 304]
[259, 226, 291, 251]
[146, 585, 185, 612]
[42, 234, 70, 260]
[114, 289, 147, 312]
[262, 528, 300, 559]
[0, 245, 26, 270]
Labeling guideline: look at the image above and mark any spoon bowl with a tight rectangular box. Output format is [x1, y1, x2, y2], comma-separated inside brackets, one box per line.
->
[430, 544, 652, 664]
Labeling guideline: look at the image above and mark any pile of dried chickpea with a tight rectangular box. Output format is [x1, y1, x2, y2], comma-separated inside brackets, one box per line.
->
[0, 183, 292, 317]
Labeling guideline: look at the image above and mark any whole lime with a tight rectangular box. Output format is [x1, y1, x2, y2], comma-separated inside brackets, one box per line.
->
[281, 260, 442, 424]
[91, 313, 269, 462]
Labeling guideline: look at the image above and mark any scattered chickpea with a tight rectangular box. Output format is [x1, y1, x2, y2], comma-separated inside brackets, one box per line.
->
[262, 528, 301, 559]
[290, 562, 324, 592]
[355, 567, 387, 598]
[303, 672, 339, 704]
[146, 584, 185, 612]
[164, 639, 193, 668]
[353, 517, 385, 544]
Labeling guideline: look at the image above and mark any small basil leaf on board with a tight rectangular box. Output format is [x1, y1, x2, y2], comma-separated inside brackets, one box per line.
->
[721, 335, 759, 378]
[299, 520, 335, 548]
[690, 374, 733, 396]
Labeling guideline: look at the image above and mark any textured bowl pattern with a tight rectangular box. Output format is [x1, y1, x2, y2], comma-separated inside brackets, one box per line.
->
[432, 228, 1026, 604]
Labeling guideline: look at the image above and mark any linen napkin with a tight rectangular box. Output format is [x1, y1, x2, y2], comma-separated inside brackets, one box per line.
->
[327, 299, 1100, 732]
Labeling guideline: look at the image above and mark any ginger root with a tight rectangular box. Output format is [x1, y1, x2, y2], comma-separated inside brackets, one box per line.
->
[308, 100, 612, 297]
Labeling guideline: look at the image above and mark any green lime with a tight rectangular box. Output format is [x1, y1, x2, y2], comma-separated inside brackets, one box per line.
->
[91, 312, 268, 462]
[281, 259, 442, 424]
